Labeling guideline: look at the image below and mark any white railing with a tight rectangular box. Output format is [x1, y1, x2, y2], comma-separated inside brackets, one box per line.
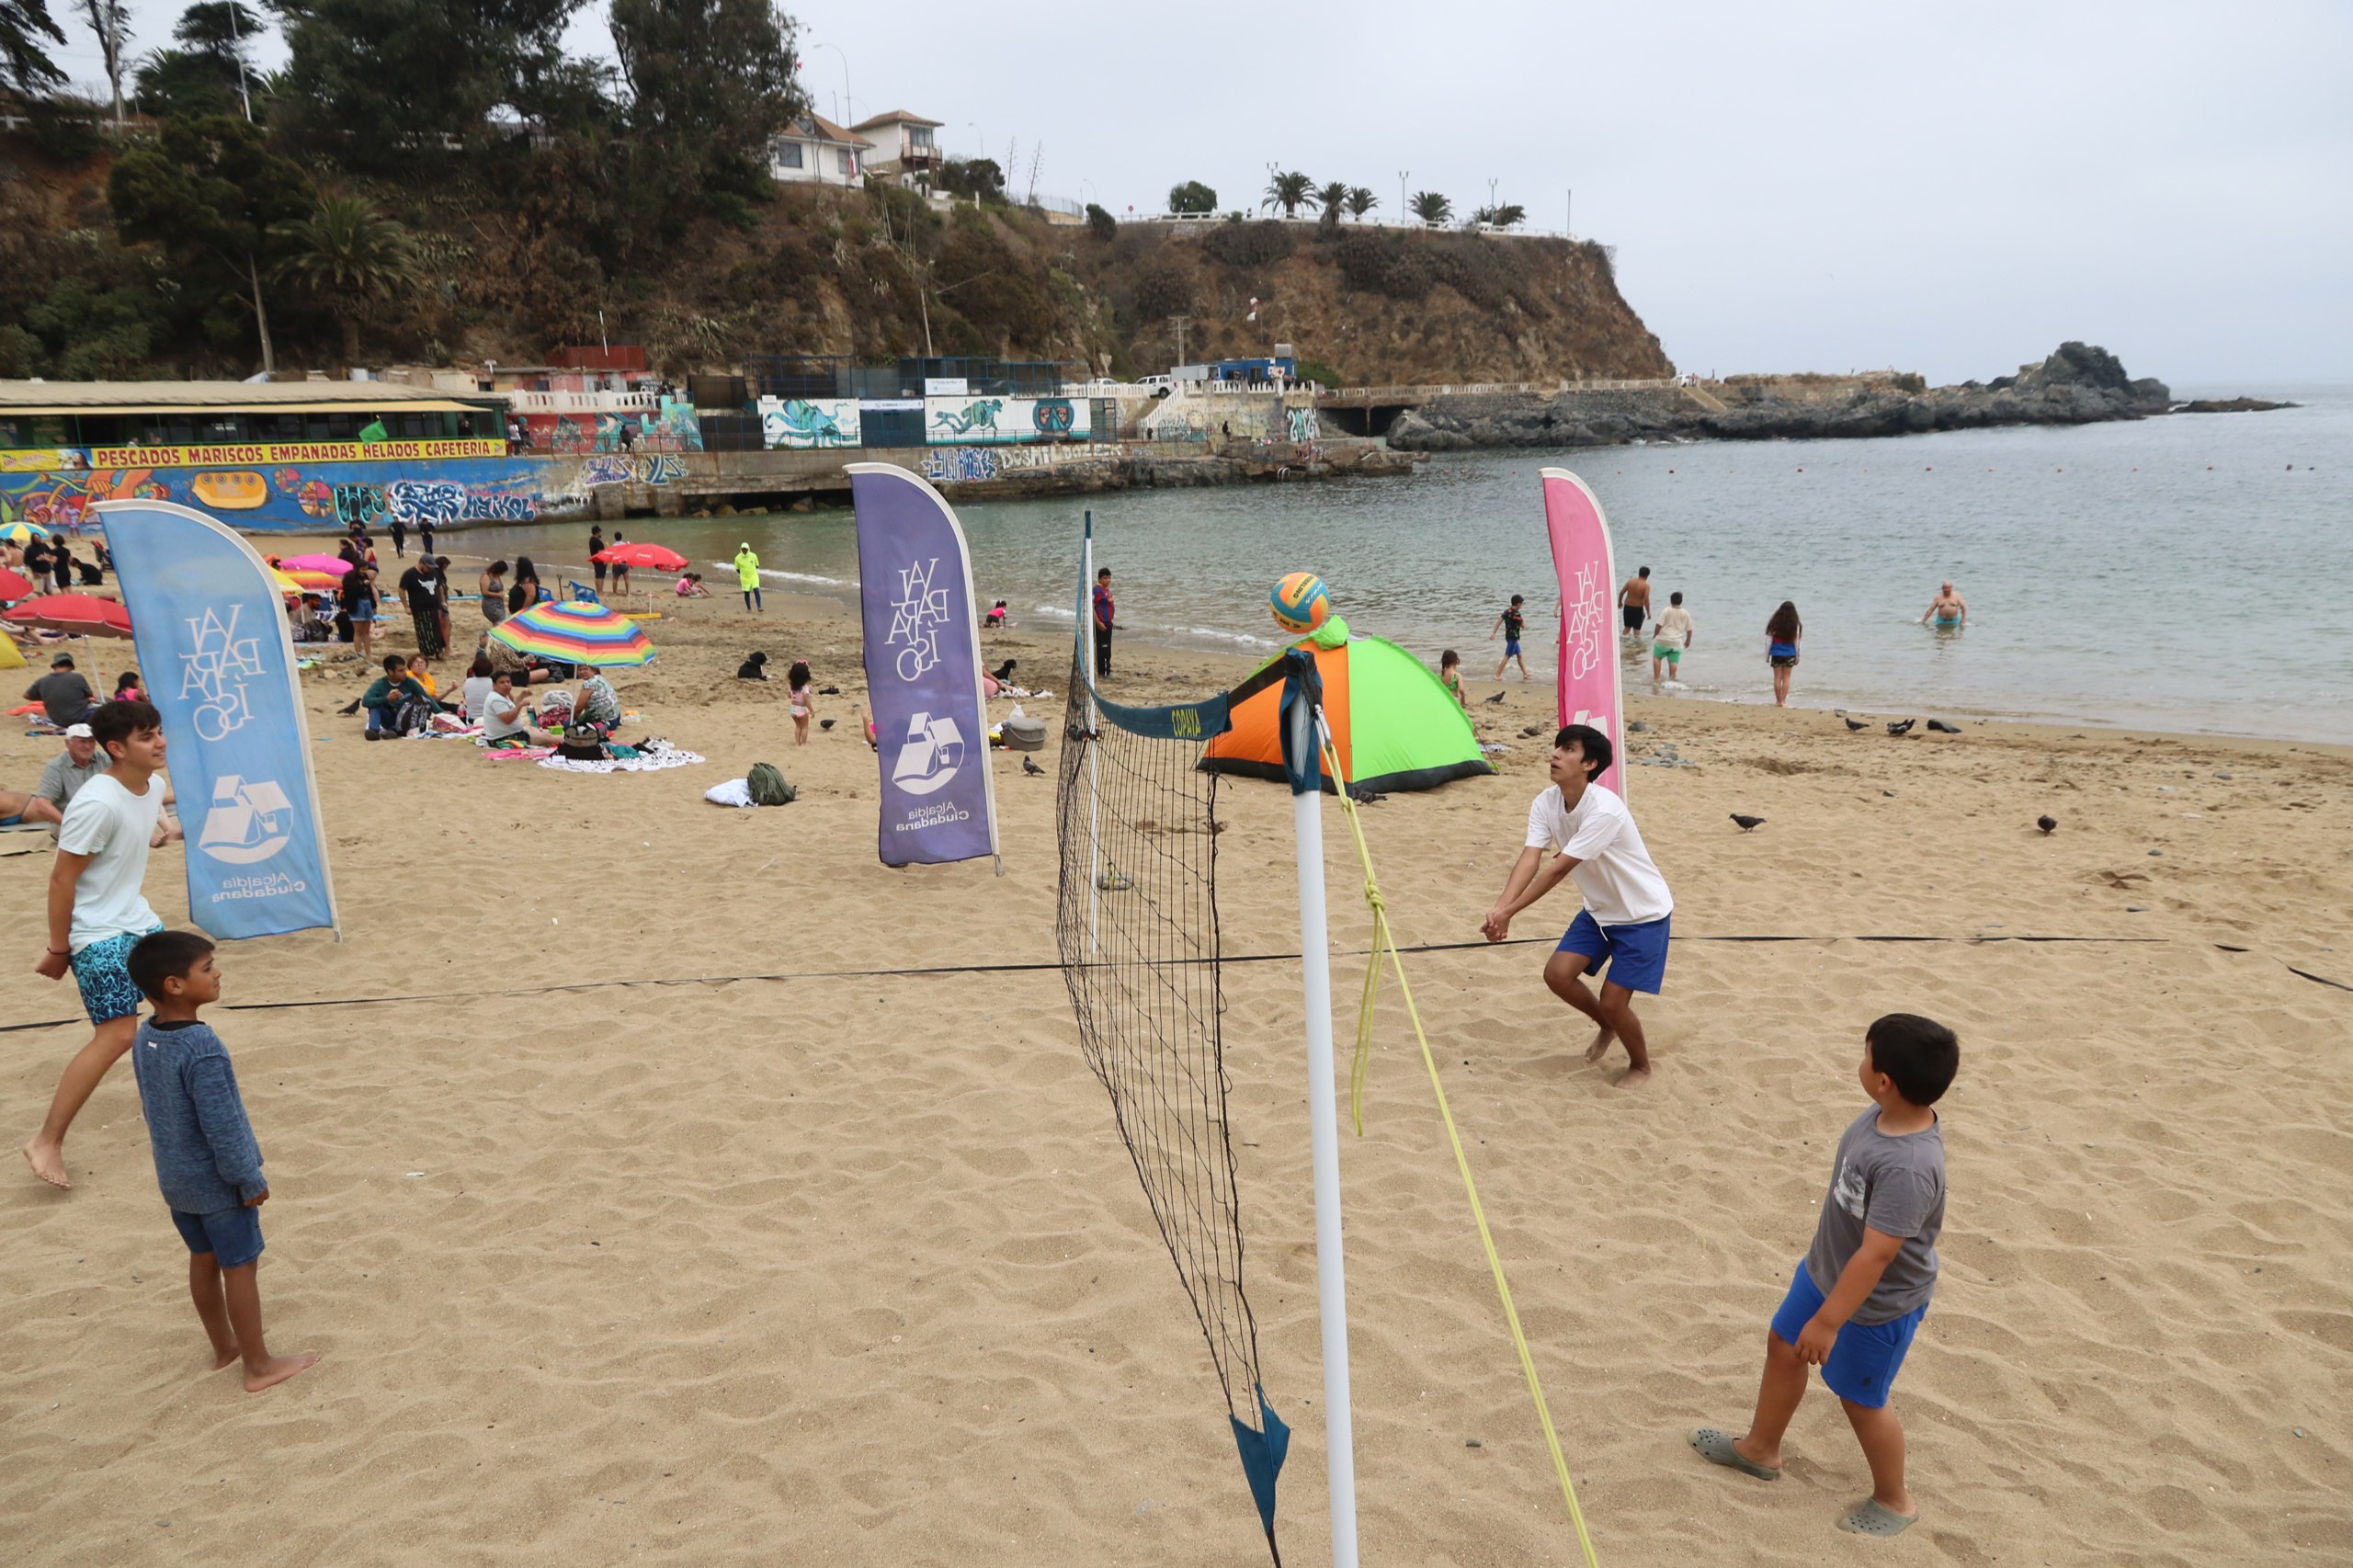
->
[498, 390, 661, 414]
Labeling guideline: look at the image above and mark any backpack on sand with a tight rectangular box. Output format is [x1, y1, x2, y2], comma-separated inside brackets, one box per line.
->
[746, 762, 798, 805]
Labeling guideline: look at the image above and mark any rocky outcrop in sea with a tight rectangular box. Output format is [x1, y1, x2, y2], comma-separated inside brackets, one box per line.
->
[1383, 343, 2179, 451]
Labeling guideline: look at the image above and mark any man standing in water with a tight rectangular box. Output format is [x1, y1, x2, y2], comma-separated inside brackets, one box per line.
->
[1919, 583, 1966, 630]
[1652, 591, 1695, 686]
[1619, 565, 1654, 639]
[1481, 723, 1673, 1089]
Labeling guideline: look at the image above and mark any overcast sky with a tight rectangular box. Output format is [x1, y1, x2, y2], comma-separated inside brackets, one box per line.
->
[75, 0, 2350, 387]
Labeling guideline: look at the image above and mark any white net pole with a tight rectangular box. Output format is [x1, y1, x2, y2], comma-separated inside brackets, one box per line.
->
[1290, 693, 1359, 1567]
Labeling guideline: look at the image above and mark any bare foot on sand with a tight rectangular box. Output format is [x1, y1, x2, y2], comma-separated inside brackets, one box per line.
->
[22, 1137, 70, 1189]
[1616, 1065, 1654, 1089]
[244, 1352, 320, 1393]
[210, 1346, 241, 1371]
[1584, 1028, 1616, 1065]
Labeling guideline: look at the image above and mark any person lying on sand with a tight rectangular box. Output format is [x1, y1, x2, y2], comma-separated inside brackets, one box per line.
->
[1688, 1013, 1956, 1540]
[1480, 724, 1671, 1088]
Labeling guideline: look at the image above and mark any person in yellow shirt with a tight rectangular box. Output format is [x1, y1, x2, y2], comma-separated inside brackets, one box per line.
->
[733, 543, 762, 612]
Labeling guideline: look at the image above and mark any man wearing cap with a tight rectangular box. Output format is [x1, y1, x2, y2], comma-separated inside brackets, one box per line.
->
[1, 722, 108, 828]
[733, 542, 762, 612]
[24, 653, 99, 729]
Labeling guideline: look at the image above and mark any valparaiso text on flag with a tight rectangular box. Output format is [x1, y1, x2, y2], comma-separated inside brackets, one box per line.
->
[1542, 467, 1627, 798]
[847, 463, 1001, 869]
[95, 498, 339, 939]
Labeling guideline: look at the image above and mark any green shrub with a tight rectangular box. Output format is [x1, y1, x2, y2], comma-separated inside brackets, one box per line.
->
[1201, 220, 1293, 269]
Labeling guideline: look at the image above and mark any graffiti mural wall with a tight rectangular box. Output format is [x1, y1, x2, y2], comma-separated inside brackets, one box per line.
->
[506, 402, 703, 456]
[0, 445, 552, 534]
[758, 397, 862, 449]
[923, 396, 1091, 445]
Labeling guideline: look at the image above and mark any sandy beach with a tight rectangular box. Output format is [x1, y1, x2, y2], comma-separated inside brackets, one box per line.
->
[4, 572, 2349, 1566]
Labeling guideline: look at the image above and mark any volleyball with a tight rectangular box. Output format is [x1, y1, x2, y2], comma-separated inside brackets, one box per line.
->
[1269, 572, 1332, 633]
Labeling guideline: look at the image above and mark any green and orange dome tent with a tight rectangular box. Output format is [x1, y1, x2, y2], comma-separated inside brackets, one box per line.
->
[1202, 615, 1494, 794]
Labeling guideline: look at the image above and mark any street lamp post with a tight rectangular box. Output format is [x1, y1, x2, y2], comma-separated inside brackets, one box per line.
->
[809, 40, 853, 128]
[1397, 170, 1409, 222]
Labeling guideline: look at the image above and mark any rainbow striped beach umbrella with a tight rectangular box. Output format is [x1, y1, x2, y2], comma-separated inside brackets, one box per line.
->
[490, 598, 656, 666]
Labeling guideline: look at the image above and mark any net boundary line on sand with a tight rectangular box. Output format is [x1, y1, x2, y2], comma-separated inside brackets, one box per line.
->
[5, 937, 2339, 1037]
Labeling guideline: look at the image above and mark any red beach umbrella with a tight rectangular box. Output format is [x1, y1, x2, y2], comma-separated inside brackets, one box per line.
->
[4, 593, 134, 638]
[594, 542, 689, 572]
[0, 566, 37, 602]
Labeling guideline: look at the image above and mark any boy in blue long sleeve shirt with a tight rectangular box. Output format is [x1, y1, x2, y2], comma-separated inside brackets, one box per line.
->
[126, 930, 319, 1392]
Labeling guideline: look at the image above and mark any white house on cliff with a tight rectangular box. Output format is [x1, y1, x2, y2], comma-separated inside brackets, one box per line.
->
[849, 110, 945, 187]
[768, 113, 870, 187]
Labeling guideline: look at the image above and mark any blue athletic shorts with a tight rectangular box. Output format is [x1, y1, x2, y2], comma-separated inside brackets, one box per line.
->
[171, 1204, 265, 1269]
[1555, 909, 1670, 994]
[1769, 1261, 1925, 1409]
[1504, 639, 1523, 657]
[69, 923, 163, 1026]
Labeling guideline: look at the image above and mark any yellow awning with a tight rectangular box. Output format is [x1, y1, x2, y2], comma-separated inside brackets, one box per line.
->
[1, 399, 491, 416]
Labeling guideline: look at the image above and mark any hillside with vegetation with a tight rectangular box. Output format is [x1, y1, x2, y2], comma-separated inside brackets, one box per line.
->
[0, 0, 1672, 386]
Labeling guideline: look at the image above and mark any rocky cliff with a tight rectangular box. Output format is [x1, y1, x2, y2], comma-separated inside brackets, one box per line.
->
[1385, 343, 2174, 451]
[0, 128, 1673, 384]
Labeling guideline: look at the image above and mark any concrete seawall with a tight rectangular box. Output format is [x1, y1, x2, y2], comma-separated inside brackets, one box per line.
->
[549, 437, 1420, 521]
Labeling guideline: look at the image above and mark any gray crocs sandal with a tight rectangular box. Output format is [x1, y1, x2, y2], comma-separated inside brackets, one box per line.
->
[1688, 1427, 1781, 1481]
[1836, 1498, 1918, 1537]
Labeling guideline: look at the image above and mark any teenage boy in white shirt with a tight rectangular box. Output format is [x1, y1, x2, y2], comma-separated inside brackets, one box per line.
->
[1481, 723, 1673, 1087]
[22, 699, 179, 1188]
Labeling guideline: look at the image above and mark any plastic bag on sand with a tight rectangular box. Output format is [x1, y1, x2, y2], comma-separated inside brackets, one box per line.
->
[705, 778, 755, 808]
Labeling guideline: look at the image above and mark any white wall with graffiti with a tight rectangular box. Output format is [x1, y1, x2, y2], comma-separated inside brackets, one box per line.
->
[922, 396, 1090, 445]
[757, 397, 863, 449]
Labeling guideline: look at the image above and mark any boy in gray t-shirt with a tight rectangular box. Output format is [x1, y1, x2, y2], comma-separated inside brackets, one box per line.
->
[1688, 1013, 1958, 1540]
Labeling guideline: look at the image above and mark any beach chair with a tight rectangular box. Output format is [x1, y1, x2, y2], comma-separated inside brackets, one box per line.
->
[566, 580, 602, 604]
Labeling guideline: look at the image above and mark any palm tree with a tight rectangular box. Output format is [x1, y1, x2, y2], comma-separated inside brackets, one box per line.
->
[1408, 190, 1452, 228]
[1262, 170, 1314, 219]
[1346, 187, 1378, 222]
[270, 194, 422, 367]
[1314, 179, 1350, 231]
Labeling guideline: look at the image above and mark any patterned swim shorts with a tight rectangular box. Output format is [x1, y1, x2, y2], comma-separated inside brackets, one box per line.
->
[70, 924, 164, 1026]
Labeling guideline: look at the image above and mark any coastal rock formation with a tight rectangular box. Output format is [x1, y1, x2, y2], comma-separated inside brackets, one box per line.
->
[1385, 343, 2177, 451]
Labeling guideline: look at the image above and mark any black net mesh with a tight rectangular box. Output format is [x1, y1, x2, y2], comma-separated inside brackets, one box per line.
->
[1053, 643, 1269, 1443]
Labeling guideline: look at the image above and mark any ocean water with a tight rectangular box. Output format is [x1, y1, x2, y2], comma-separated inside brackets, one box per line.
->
[455, 384, 2352, 743]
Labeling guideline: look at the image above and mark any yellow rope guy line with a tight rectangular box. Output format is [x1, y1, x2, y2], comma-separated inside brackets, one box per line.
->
[1321, 735, 1605, 1568]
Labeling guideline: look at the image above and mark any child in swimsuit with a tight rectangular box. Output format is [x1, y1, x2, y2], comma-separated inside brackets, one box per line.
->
[1439, 649, 1466, 709]
[788, 660, 814, 745]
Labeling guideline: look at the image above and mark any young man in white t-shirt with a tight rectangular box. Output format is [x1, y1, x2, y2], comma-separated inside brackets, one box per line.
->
[22, 699, 179, 1188]
[1481, 723, 1673, 1087]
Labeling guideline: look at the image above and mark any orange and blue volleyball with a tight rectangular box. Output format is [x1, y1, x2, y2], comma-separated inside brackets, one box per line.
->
[1270, 572, 1331, 633]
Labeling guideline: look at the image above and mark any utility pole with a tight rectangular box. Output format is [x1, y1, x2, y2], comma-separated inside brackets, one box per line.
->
[1397, 170, 1409, 222]
[1566, 187, 1574, 240]
[1169, 314, 1190, 367]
